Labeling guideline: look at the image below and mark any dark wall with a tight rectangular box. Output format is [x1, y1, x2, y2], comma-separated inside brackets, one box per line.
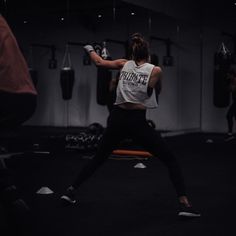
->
[3, 0, 236, 132]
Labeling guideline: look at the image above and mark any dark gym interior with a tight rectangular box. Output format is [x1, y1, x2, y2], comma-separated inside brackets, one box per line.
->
[0, 0, 236, 235]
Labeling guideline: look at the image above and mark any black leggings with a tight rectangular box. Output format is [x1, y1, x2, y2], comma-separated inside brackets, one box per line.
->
[73, 106, 186, 197]
[226, 101, 236, 133]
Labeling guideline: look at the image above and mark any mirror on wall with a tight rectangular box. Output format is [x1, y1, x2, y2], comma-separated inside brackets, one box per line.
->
[1, 0, 204, 129]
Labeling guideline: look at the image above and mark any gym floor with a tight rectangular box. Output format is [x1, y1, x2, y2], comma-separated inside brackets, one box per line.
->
[1, 129, 235, 236]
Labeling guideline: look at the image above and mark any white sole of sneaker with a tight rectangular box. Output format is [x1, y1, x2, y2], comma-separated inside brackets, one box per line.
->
[61, 195, 76, 204]
[225, 136, 235, 142]
[178, 212, 201, 217]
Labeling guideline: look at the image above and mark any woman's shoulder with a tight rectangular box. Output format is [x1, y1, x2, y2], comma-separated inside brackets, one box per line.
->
[152, 65, 162, 74]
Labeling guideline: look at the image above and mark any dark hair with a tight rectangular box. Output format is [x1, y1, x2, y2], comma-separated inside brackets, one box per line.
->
[129, 33, 149, 62]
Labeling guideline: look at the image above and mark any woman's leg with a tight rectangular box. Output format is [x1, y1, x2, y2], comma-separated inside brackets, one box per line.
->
[131, 122, 202, 217]
[72, 125, 125, 189]
[131, 121, 186, 198]
[62, 108, 128, 203]
[61, 118, 126, 204]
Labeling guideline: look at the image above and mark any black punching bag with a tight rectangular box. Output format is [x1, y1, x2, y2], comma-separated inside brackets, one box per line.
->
[60, 45, 74, 100]
[213, 43, 231, 108]
[97, 68, 112, 105]
[96, 42, 112, 105]
[151, 53, 161, 103]
[60, 67, 75, 100]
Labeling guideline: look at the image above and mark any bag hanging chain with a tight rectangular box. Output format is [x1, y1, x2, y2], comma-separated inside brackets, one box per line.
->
[62, 44, 72, 69]
[218, 42, 230, 55]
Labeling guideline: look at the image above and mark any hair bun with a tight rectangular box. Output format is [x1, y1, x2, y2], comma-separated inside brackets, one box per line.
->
[131, 33, 143, 43]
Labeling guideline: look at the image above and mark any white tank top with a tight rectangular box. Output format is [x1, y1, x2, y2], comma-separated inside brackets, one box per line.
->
[115, 61, 158, 108]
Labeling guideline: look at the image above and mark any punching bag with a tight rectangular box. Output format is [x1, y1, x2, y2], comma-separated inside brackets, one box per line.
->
[96, 42, 112, 105]
[151, 53, 161, 104]
[60, 45, 75, 100]
[97, 68, 112, 105]
[60, 67, 75, 100]
[213, 43, 231, 108]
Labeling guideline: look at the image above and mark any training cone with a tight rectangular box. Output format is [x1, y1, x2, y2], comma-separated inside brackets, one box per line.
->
[134, 163, 146, 169]
[206, 139, 213, 143]
[36, 187, 54, 195]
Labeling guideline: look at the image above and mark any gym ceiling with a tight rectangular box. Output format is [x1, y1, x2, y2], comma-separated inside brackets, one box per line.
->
[3, 0, 236, 27]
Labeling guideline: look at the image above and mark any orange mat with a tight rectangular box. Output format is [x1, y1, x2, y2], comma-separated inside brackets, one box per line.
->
[112, 149, 153, 157]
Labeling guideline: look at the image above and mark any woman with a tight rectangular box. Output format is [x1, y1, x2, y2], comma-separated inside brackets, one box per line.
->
[0, 14, 37, 130]
[61, 33, 200, 218]
[0, 13, 37, 235]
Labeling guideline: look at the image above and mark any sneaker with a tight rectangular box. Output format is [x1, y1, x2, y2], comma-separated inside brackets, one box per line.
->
[12, 198, 30, 212]
[178, 203, 201, 218]
[60, 186, 77, 205]
[224, 133, 235, 142]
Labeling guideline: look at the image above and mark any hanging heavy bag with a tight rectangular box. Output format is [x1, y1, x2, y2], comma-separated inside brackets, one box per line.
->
[96, 42, 112, 105]
[60, 45, 75, 100]
[213, 67, 230, 108]
[213, 43, 231, 108]
[60, 68, 75, 100]
[151, 53, 159, 66]
[151, 53, 161, 104]
[163, 39, 174, 67]
[97, 68, 112, 105]
[94, 43, 102, 56]
[83, 51, 91, 65]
